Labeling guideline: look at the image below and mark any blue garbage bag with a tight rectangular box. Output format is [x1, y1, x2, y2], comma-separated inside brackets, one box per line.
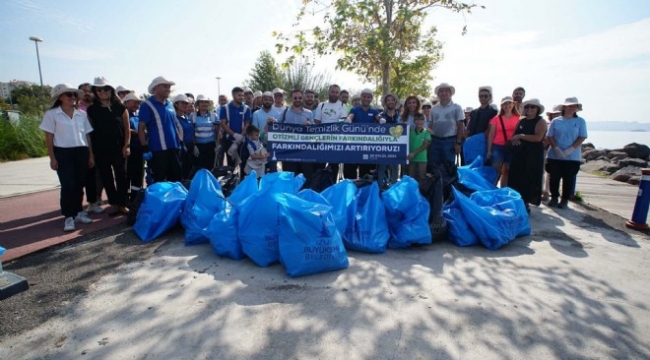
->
[259, 171, 305, 194]
[203, 171, 259, 261]
[343, 182, 390, 253]
[454, 187, 530, 250]
[181, 169, 226, 246]
[458, 156, 497, 192]
[382, 176, 432, 248]
[276, 192, 349, 277]
[321, 180, 358, 237]
[442, 192, 479, 247]
[463, 134, 487, 165]
[298, 189, 330, 205]
[134, 182, 188, 242]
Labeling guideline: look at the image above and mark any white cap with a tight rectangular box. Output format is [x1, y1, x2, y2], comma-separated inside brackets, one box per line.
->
[243, 87, 253, 94]
[116, 85, 130, 93]
[253, 90, 263, 99]
[196, 94, 210, 102]
[148, 76, 176, 94]
[172, 94, 190, 104]
[272, 87, 284, 95]
[360, 88, 373, 96]
[122, 93, 141, 103]
[262, 91, 273, 97]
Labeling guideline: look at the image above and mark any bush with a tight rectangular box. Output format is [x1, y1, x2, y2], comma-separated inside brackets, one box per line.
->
[0, 114, 47, 161]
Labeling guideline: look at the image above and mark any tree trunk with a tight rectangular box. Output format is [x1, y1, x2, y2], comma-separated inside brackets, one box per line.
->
[382, 62, 390, 97]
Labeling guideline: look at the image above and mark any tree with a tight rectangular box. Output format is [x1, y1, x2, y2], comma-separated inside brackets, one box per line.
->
[245, 51, 285, 92]
[10, 84, 52, 115]
[274, 0, 479, 97]
[281, 60, 333, 101]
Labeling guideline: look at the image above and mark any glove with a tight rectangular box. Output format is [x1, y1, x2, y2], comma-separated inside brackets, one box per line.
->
[233, 133, 243, 142]
[552, 147, 565, 158]
[143, 152, 153, 161]
[563, 147, 575, 157]
[193, 146, 200, 157]
[379, 118, 386, 124]
[344, 118, 352, 123]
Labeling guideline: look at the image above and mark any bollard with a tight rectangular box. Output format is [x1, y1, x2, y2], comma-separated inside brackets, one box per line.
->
[626, 168, 650, 231]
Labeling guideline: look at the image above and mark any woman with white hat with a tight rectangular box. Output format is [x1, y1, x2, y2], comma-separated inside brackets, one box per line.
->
[508, 98, 548, 213]
[86, 77, 131, 216]
[39, 84, 95, 231]
[486, 96, 520, 187]
[545, 97, 588, 209]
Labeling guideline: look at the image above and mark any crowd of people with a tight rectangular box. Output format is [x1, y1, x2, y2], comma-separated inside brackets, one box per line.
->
[40, 76, 587, 231]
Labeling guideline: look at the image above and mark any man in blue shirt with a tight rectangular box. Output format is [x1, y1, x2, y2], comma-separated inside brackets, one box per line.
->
[252, 91, 278, 173]
[138, 76, 182, 183]
[192, 94, 219, 170]
[280, 89, 314, 178]
[344, 88, 380, 179]
[219, 87, 252, 168]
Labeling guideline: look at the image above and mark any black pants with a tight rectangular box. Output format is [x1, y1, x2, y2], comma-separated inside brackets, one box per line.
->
[127, 146, 144, 191]
[150, 149, 182, 183]
[546, 159, 580, 201]
[282, 161, 314, 179]
[54, 146, 89, 218]
[196, 141, 217, 170]
[95, 149, 129, 207]
[181, 142, 195, 180]
[84, 167, 97, 204]
[343, 163, 372, 179]
[220, 137, 237, 167]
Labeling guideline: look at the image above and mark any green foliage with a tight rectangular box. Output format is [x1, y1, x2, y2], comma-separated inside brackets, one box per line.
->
[245, 51, 285, 92]
[281, 60, 333, 101]
[9, 84, 52, 115]
[0, 114, 47, 161]
[275, 0, 479, 96]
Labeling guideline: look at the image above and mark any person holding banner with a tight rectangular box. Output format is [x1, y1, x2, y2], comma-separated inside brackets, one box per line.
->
[278, 89, 315, 178]
[345, 88, 381, 179]
[377, 93, 401, 187]
[252, 91, 278, 173]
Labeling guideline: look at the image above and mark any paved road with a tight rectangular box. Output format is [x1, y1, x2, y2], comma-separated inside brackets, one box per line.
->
[0, 157, 60, 198]
[1, 199, 649, 359]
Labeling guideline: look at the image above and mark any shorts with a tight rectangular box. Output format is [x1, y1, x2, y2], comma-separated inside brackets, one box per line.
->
[491, 144, 512, 164]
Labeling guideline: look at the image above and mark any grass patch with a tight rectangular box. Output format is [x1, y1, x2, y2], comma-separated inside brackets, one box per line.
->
[0, 114, 47, 161]
[573, 191, 584, 202]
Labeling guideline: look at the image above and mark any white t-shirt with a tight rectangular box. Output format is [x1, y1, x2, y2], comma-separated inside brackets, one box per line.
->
[314, 101, 348, 123]
[39, 107, 93, 148]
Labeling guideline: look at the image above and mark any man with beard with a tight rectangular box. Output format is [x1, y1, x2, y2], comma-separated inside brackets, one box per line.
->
[77, 82, 93, 112]
[314, 84, 348, 179]
[340, 89, 351, 112]
[345, 88, 381, 179]
[219, 87, 252, 167]
[513, 86, 526, 116]
[304, 89, 319, 112]
[467, 86, 498, 137]
[279, 89, 314, 178]
[252, 91, 277, 173]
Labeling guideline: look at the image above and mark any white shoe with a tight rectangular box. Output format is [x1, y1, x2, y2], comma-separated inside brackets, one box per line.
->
[64, 217, 75, 231]
[75, 212, 92, 224]
[87, 202, 104, 214]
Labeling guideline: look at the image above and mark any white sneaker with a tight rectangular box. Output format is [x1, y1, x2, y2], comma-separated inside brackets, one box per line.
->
[75, 212, 92, 224]
[87, 202, 105, 214]
[64, 217, 75, 231]
[78, 210, 89, 217]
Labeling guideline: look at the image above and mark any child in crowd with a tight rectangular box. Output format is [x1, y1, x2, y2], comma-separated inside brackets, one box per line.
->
[243, 125, 268, 178]
[408, 114, 431, 180]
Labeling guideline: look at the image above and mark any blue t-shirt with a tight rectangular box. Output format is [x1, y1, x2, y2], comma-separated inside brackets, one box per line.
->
[177, 116, 194, 144]
[350, 105, 379, 123]
[139, 96, 180, 151]
[547, 116, 588, 162]
[192, 111, 218, 144]
[282, 107, 313, 125]
[219, 101, 252, 135]
[129, 112, 141, 147]
[252, 108, 275, 135]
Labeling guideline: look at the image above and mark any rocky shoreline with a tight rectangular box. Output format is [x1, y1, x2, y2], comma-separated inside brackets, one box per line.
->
[580, 142, 649, 185]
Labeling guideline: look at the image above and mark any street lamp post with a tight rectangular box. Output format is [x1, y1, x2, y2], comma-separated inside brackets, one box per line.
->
[29, 36, 44, 98]
[215, 77, 221, 97]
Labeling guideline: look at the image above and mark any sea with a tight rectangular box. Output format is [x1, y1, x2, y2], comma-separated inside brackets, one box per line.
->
[585, 131, 648, 150]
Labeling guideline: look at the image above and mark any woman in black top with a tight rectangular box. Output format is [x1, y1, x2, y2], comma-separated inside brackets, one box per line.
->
[86, 77, 131, 215]
[507, 98, 547, 213]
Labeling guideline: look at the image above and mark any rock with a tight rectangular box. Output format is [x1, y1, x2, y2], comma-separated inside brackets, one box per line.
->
[595, 156, 610, 162]
[627, 176, 641, 186]
[582, 143, 595, 151]
[611, 154, 629, 163]
[617, 158, 648, 168]
[582, 149, 607, 161]
[607, 151, 628, 159]
[623, 143, 650, 160]
[581, 160, 616, 174]
[610, 166, 642, 183]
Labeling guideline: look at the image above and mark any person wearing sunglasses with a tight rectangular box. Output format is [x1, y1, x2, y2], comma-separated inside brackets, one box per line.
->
[545, 97, 588, 209]
[277, 89, 315, 178]
[87, 77, 131, 216]
[507, 99, 548, 213]
[466, 86, 497, 138]
[40, 84, 95, 231]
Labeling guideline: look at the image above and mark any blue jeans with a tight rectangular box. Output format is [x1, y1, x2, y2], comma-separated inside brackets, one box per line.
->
[428, 137, 456, 167]
[377, 163, 399, 186]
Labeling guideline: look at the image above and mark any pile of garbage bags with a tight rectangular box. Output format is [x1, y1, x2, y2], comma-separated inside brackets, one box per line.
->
[133, 157, 530, 277]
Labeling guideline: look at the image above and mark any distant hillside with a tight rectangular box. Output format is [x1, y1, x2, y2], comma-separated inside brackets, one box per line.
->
[588, 121, 650, 131]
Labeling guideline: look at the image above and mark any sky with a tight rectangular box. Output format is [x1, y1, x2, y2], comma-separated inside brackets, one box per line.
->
[1, 0, 650, 122]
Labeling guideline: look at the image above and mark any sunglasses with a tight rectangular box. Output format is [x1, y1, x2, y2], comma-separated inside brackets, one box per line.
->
[63, 92, 78, 98]
[293, 97, 303, 100]
[479, 94, 490, 99]
[524, 105, 538, 110]
[96, 86, 112, 92]
[422, 106, 431, 109]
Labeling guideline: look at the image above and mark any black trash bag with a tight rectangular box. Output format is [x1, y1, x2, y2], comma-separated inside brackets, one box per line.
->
[211, 166, 236, 178]
[418, 172, 449, 241]
[301, 168, 335, 193]
[352, 174, 376, 189]
[127, 189, 146, 226]
[209, 166, 240, 197]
